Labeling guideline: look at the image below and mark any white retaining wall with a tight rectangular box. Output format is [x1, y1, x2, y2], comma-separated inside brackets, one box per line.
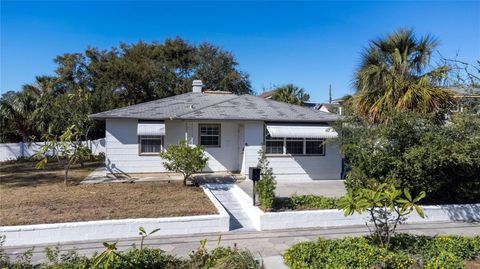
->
[0, 187, 229, 247]
[0, 139, 105, 162]
[230, 184, 480, 231]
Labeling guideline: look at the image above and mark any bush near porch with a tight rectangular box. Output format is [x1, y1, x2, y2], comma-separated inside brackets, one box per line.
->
[0, 159, 216, 226]
[284, 235, 480, 269]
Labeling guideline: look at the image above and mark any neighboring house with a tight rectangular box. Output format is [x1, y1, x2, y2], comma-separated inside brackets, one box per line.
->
[259, 90, 343, 114]
[449, 86, 480, 114]
[316, 103, 340, 114]
[91, 81, 342, 181]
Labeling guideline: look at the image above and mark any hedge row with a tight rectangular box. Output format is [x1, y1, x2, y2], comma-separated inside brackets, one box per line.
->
[284, 234, 480, 269]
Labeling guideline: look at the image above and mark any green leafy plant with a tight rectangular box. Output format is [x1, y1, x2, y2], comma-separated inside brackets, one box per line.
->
[90, 241, 126, 268]
[352, 29, 453, 122]
[284, 235, 480, 269]
[338, 183, 426, 249]
[289, 194, 339, 210]
[255, 148, 276, 209]
[160, 140, 209, 186]
[339, 112, 480, 204]
[35, 125, 92, 186]
[188, 237, 263, 269]
[138, 227, 160, 250]
[271, 84, 310, 105]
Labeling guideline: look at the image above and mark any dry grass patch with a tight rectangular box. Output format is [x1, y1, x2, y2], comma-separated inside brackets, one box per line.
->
[0, 160, 217, 226]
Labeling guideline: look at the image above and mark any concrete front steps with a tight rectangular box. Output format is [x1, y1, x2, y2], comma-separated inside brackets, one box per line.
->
[206, 184, 256, 232]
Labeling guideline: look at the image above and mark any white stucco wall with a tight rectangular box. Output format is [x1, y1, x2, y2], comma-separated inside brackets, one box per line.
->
[190, 121, 241, 172]
[105, 119, 341, 179]
[106, 119, 242, 174]
[241, 122, 342, 180]
[106, 119, 165, 173]
[267, 141, 342, 180]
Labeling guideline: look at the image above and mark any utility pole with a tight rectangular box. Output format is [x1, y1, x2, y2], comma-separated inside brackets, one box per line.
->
[329, 84, 332, 104]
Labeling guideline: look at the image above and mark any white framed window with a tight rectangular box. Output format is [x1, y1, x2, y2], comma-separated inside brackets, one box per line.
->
[286, 138, 304, 155]
[139, 135, 164, 155]
[306, 138, 325, 155]
[265, 133, 283, 154]
[199, 124, 221, 147]
[264, 128, 325, 156]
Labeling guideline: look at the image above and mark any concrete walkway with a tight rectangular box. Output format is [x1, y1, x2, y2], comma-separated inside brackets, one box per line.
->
[4, 222, 479, 268]
[237, 179, 347, 198]
[81, 167, 243, 184]
[206, 184, 256, 232]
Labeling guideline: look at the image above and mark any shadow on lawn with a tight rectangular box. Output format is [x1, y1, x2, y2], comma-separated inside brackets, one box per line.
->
[0, 160, 102, 187]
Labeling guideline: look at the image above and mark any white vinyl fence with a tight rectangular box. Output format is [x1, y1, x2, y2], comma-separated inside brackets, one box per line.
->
[0, 138, 105, 162]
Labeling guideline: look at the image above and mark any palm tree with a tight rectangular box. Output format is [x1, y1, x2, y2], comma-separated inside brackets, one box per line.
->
[271, 84, 310, 105]
[0, 90, 39, 141]
[352, 29, 454, 122]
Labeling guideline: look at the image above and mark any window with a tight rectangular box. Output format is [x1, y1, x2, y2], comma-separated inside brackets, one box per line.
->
[265, 133, 283, 154]
[139, 135, 164, 154]
[199, 124, 221, 147]
[286, 138, 304, 154]
[265, 128, 325, 156]
[306, 138, 325, 155]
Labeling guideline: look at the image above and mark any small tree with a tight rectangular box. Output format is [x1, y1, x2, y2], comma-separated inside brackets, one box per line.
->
[338, 183, 426, 249]
[160, 140, 209, 186]
[256, 148, 276, 209]
[35, 125, 91, 186]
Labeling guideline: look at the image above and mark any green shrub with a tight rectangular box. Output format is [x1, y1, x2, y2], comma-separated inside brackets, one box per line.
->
[100, 248, 180, 269]
[188, 244, 262, 269]
[338, 183, 426, 249]
[1, 237, 263, 269]
[284, 235, 480, 269]
[423, 251, 464, 269]
[160, 140, 209, 186]
[256, 148, 276, 209]
[41, 246, 91, 269]
[284, 237, 385, 269]
[289, 194, 338, 210]
[340, 112, 480, 204]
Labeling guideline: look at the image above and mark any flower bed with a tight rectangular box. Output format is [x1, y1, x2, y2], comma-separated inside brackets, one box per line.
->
[284, 234, 480, 269]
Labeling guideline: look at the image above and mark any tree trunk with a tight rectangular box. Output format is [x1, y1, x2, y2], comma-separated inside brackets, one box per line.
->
[64, 167, 68, 186]
[64, 158, 74, 187]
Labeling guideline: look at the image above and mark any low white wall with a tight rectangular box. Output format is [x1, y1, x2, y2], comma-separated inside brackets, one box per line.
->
[229, 184, 263, 230]
[230, 185, 480, 231]
[0, 139, 105, 162]
[0, 187, 229, 247]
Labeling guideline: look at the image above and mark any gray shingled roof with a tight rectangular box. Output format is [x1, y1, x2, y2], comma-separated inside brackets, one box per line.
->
[90, 92, 340, 122]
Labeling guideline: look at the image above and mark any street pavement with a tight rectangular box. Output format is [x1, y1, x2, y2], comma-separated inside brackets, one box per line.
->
[4, 222, 479, 268]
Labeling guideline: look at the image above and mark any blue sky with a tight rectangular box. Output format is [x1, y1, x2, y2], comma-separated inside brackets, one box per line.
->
[1, 1, 479, 102]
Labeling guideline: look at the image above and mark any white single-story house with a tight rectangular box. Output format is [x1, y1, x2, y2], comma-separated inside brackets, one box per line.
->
[90, 80, 342, 181]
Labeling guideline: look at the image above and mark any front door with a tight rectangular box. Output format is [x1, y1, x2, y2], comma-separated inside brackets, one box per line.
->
[237, 124, 245, 172]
